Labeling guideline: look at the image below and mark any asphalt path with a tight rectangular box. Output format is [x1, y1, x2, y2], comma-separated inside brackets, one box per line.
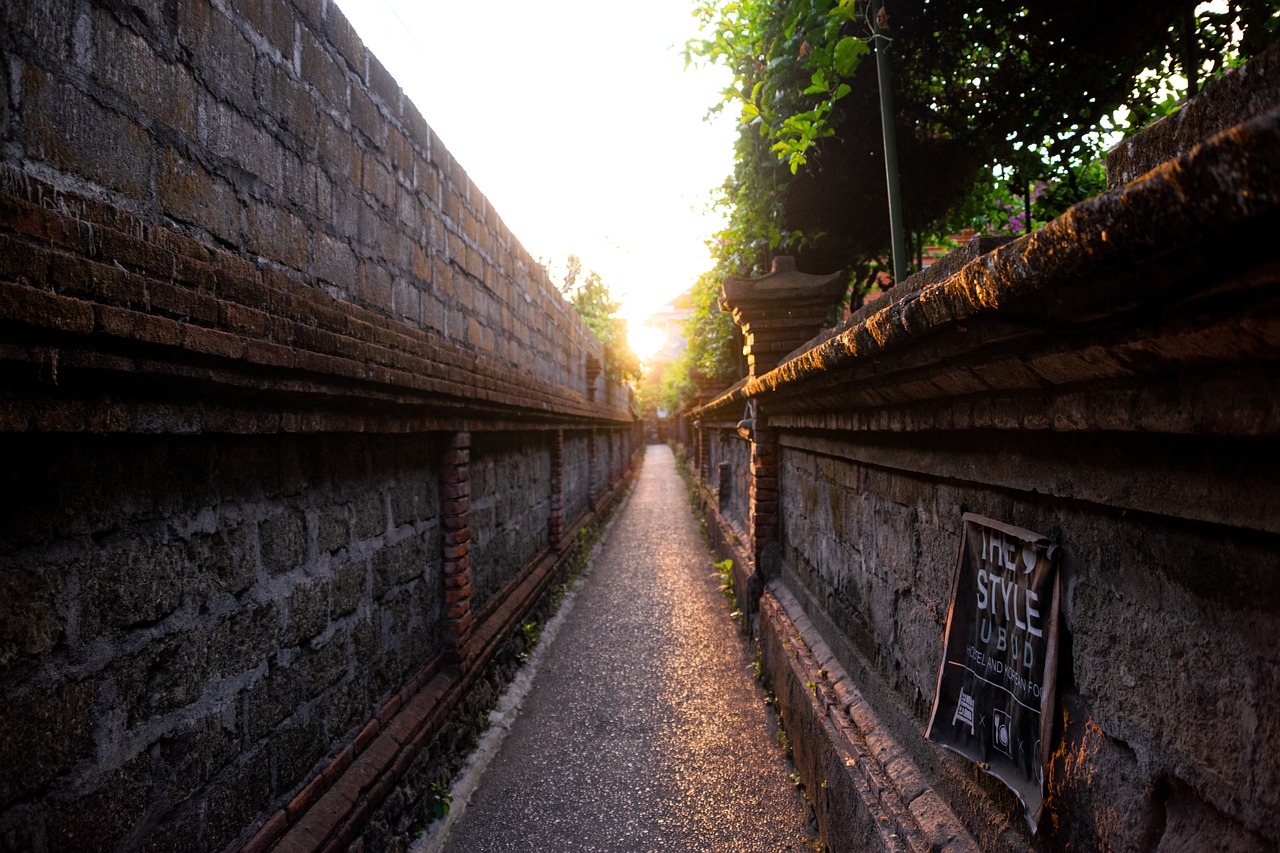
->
[434, 444, 816, 852]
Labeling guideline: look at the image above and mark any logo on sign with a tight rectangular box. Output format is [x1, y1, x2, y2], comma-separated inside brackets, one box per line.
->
[993, 708, 1013, 756]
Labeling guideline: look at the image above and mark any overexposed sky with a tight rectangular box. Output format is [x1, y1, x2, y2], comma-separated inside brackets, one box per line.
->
[334, 0, 736, 352]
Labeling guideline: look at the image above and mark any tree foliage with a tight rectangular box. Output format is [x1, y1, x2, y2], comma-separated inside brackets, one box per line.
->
[688, 1, 1280, 277]
[558, 255, 640, 383]
[682, 269, 740, 381]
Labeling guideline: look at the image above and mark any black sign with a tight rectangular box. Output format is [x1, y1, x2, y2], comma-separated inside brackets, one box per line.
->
[926, 513, 1060, 832]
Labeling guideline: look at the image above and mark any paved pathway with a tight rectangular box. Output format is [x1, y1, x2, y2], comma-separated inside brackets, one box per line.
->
[434, 444, 816, 852]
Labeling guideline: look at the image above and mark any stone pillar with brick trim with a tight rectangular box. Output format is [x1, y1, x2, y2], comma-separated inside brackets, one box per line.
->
[549, 429, 565, 551]
[720, 256, 848, 378]
[719, 257, 845, 578]
[749, 413, 781, 579]
[441, 432, 473, 662]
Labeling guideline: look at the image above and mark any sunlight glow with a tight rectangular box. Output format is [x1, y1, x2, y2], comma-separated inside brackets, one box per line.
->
[628, 324, 667, 363]
[335, 0, 736, 330]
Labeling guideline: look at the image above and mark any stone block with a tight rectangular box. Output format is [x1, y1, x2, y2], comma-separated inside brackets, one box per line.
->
[331, 557, 368, 618]
[362, 151, 396, 209]
[201, 95, 280, 188]
[313, 229, 358, 288]
[359, 258, 394, 313]
[247, 655, 304, 737]
[255, 54, 318, 147]
[365, 51, 400, 114]
[260, 509, 308, 575]
[79, 533, 191, 639]
[158, 147, 243, 244]
[156, 707, 241, 803]
[272, 715, 326, 795]
[303, 636, 350, 698]
[248, 200, 309, 270]
[22, 65, 151, 200]
[0, 0, 76, 63]
[390, 472, 439, 527]
[392, 276, 422, 325]
[44, 753, 154, 853]
[209, 600, 280, 676]
[283, 578, 329, 647]
[324, 4, 365, 76]
[115, 626, 211, 727]
[0, 676, 96, 807]
[372, 534, 427, 598]
[91, 6, 198, 137]
[228, 0, 297, 60]
[0, 563, 65, 668]
[177, 0, 256, 115]
[315, 505, 350, 554]
[203, 749, 273, 852]
[322, 677, 367, 741]
[299, 26, 347, 110]
[349, 85, 385, 149]
[352, 490, 388, 540]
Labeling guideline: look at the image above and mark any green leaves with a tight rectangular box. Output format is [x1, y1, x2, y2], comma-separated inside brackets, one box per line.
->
[559, 255, 640, 382]
[834, 36, 869, 76]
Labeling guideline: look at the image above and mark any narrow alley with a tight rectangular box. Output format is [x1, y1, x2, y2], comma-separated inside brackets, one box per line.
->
[431, 445, 816, 852]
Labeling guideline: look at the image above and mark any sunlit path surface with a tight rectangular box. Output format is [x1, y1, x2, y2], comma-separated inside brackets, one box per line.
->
[438, 444, 815, 852]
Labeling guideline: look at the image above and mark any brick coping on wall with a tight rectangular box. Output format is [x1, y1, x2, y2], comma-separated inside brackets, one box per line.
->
[693, 106, 1280, 429]
[0, 168, 632, 435]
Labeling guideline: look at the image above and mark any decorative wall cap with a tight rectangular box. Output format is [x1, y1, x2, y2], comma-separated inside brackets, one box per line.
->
[720, 256, 846, 311]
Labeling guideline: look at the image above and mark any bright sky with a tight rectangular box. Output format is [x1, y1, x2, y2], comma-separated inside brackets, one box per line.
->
[334, 0, 737, 358]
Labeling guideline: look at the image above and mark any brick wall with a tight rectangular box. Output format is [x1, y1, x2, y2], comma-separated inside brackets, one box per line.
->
[690, 68, 1280, 852]
[0, 0, 638, 850]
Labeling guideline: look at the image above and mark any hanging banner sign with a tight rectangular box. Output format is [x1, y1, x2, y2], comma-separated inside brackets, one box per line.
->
[926, 513, 1061, 832]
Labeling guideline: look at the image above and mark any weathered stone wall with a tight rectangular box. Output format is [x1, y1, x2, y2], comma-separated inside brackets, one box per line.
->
[776, 432, 1280, 849]
[692, 62, 1280, 852]
[710, 429, 751, 535]
[0, 0, 638, 850]
[563, 433, 592, 525]
[0, 433, 445, 851]
[469, 432, 552, 610]
[0, 0, 601, 393]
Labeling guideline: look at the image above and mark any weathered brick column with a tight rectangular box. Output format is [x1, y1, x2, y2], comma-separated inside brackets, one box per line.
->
[442, 432, 473, 662]
[749, 414, 781, 578]
[550, 429, 565, 550]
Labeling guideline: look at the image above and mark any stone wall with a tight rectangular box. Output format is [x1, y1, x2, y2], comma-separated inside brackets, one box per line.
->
[469, 432, 552, 611]
[0, 0, 637, 850]
[1, 433, 445, 850]
[0, 0, 602, 394]
[690, 57, 1280, 853]
[563, 432, 592, 526]
[709, 429, 751, 536]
